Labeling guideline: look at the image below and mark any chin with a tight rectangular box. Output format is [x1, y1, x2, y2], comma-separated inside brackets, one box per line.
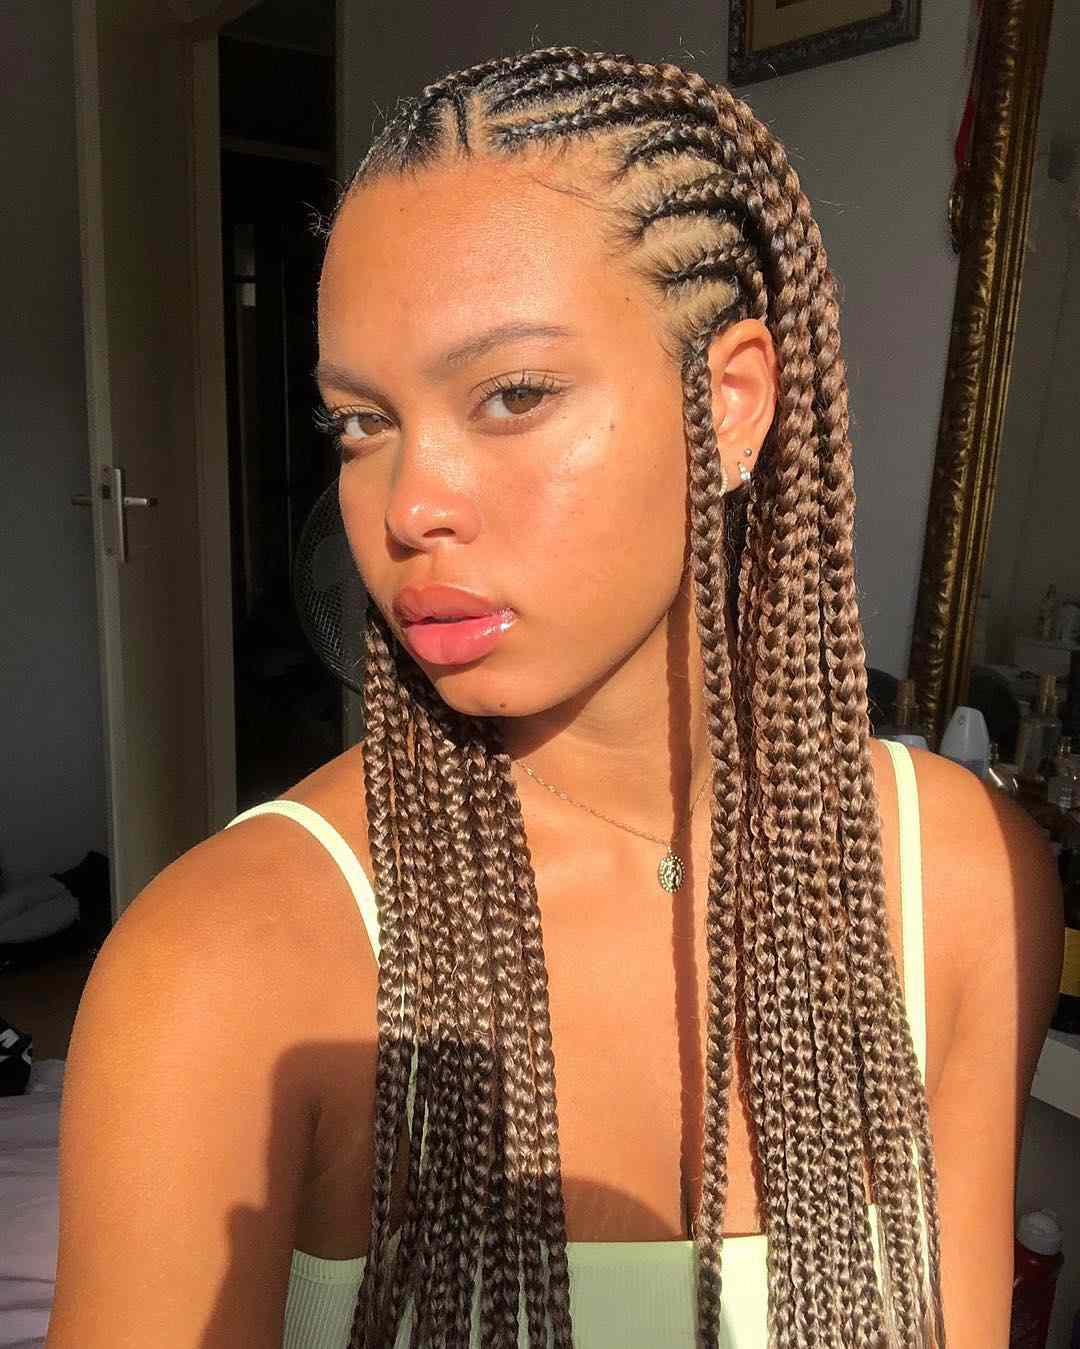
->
[421, 665, 560, 722]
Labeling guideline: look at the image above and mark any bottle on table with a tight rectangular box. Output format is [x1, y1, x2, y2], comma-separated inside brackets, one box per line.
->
[1009, 1210, 1065, 1348]
[1044, 736, 1078, 809]
[1061, 648, 1080, 742]
[986, 741, 1020, 796]
[1016, 673, 1062, 781]
[1051, 846, 1080, 1035]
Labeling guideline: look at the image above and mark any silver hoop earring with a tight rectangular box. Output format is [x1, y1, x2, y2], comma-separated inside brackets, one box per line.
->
[718, 463, 729, 496]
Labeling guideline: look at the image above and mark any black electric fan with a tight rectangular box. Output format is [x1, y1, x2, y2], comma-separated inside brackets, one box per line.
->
[292, 481, 369, 694]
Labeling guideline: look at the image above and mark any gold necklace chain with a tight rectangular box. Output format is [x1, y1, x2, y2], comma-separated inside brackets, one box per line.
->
[514, 754, 714, 893]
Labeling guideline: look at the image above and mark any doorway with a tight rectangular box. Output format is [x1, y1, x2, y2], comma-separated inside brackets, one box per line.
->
[218, 2, 342, 809]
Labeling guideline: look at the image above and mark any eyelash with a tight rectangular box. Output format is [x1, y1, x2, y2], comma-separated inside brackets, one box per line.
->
[314, 372, 564, 457]
[473, 370, 562, 407]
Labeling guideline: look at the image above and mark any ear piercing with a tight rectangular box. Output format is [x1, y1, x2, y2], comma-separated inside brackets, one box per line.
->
[720, 451, 755, 495]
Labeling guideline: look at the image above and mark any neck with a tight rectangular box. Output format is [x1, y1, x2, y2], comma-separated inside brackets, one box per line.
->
[497, 570, 727, 839]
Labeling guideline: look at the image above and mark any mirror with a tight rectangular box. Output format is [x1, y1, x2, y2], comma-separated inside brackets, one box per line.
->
[908, 0, 1071, 752]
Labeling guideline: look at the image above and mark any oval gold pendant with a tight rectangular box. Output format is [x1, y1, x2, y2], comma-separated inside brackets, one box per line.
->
[657, 850, 684, 893]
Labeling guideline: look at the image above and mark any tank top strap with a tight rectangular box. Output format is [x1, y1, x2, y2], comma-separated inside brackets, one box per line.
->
[226, 799, 383, 960]
[879, 739, 928, 1086]
[224, 800, 419, 1128]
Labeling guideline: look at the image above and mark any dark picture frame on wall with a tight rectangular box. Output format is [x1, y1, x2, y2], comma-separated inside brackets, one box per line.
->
[728, 0, 922, 86]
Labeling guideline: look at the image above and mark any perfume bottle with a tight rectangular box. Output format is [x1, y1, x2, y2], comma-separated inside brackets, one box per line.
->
[1062, 648, 1080, 741]
[1045, 737, 1078, 808]
[1016, 673, 1061, 781]
[986, 741, 1020, 797]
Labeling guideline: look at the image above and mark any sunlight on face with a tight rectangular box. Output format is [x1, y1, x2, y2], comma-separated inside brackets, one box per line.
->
[317, 154, 691, 718]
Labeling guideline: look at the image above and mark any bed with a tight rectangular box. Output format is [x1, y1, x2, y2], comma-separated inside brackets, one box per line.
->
[0, 1058, 64, 1349]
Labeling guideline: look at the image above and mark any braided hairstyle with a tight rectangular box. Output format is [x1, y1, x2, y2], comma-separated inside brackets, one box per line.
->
[330, 47, 945, 1349]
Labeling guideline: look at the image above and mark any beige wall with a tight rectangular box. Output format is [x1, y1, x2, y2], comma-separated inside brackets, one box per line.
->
[0, 0, 107, 883]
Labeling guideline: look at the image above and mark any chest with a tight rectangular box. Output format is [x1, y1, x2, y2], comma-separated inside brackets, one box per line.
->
[296, 755, 957, 1256]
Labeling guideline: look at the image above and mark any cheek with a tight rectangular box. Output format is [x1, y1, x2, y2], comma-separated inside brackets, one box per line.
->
[516, 403, 689, 615]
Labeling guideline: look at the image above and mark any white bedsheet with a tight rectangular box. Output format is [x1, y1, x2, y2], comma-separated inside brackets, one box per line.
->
[0, 1060, 65, 1349]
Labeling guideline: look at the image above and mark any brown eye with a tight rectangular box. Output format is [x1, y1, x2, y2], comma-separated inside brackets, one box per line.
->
[499, 387, 544, 415]
[340, 410, 388, 439]
[484, 384, 551, 421]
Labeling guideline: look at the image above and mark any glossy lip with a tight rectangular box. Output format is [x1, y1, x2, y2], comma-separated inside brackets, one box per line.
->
[401, 609, 516, 666]
[393, 582, 504, 623]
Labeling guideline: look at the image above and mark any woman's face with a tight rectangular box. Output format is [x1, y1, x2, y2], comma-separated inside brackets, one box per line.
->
[317, 153, 691, 719]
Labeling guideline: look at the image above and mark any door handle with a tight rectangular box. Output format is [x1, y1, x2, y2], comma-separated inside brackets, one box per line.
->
[71, 466, 158, 563]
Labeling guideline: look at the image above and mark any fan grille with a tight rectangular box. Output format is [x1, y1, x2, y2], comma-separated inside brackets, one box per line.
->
[292, 482, 369, 694]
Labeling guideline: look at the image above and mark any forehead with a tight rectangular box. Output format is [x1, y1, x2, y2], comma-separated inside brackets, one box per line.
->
[318, 154, 641, 360]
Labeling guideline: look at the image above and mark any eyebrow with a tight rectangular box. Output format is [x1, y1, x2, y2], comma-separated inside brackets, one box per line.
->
[427, 321, 573, 374]
[314, 321, 573, 394]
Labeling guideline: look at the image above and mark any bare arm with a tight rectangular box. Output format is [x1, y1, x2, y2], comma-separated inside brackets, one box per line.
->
[913, 750, 1064, 1347]
[45, 829, 325, 1349]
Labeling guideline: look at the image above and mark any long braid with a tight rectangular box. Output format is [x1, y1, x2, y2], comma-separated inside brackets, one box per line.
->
[498, 758, 575, 1349]
[488, 749, 549, 1349]
[340, 47, 944, 1348]
[380, 692, 444, 1335]
[465, 737, 533, 1345]
[349, 616, 415, 1344]
[681, 341, 746, 1346]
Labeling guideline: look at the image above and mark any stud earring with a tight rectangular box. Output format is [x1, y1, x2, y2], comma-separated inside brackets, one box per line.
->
[742, 446, 754, 456]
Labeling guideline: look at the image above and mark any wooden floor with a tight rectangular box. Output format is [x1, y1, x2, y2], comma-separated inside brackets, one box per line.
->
[2, 948, 99, 1060]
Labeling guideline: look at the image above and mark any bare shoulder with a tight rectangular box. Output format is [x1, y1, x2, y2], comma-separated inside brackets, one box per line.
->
[885, 742, 1063, 1344]
[47, 742, 381, 1346]
[109, 736, 374, 1019]
[902, 743, 1063, 1039]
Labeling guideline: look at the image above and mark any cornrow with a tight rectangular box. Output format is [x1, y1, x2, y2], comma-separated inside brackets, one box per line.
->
[338, 46, 944, 1349]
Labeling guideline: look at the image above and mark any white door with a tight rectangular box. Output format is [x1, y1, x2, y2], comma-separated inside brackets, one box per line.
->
[72, 0, 245, 915]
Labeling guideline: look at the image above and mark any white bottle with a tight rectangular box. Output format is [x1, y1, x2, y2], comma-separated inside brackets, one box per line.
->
[938, 705, 991, 780]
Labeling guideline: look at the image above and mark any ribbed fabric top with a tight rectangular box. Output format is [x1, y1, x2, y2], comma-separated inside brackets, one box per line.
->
[226, 738, 928, 1347]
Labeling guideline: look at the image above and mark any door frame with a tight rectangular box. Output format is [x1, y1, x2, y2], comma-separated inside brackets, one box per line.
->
[194, 2, 362, 784]
[185, 1, 357, 821]
[190, 33, 238, 831]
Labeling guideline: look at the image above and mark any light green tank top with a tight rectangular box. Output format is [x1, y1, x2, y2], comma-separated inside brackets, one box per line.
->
[227, 738, 929, 1347]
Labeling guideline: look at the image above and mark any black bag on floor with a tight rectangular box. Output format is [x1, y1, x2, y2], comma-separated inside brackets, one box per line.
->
[0, 1016, 32, 1096]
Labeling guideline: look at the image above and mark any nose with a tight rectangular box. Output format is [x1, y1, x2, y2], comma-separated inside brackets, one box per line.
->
[382, 450, 481, 552]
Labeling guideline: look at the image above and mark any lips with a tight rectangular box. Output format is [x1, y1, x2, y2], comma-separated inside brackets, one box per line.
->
[392, 583, 517, 666]
[393, 583, 504, 624]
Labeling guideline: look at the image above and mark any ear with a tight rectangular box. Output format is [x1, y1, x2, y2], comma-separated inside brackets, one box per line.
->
[706, 318, 778, 486]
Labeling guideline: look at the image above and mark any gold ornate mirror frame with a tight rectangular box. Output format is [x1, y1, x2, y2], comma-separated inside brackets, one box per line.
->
[907, 0, 1056, 745]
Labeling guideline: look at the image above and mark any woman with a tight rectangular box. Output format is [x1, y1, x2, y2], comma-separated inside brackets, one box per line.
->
[48, 48, 1062, 1349]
